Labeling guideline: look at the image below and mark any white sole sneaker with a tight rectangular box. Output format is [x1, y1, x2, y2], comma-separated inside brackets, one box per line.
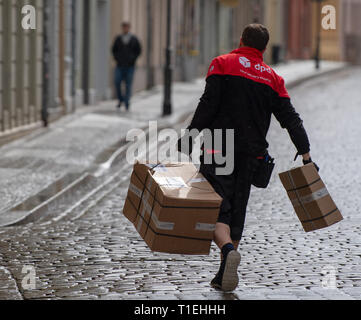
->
[221, 250, 241, 292]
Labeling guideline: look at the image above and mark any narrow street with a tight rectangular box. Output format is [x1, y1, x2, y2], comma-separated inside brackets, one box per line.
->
[0, 68, 360, 300]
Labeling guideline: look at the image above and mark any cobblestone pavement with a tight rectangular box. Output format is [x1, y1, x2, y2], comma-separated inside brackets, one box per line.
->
[0, 68, 361, 300]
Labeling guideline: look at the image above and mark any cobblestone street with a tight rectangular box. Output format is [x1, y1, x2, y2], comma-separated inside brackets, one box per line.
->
[0, 68, 361, 300]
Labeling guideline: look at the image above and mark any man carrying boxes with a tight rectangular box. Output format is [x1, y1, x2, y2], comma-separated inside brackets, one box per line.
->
[124, 24, 342, 293]
[177, 24, 319, 292]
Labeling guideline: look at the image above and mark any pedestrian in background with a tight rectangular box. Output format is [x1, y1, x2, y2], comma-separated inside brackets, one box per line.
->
[112, 22, 142, 111]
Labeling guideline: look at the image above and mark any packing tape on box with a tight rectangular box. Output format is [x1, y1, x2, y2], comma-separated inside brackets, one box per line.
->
[136, 179, 177, 232]
[291, 187, 329, 207]
[154, 176, 187, 188]
[146, 164, 167, 172]
[137, 179, 153, 232]
[151, 214, 175, 231]
[189, 177, 207, 183]
[129, 183, 142, 198]
[195, 223, 216, 232]
[136, 180, 176, 231]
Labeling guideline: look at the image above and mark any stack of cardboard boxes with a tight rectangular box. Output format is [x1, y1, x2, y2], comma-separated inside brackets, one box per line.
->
[123, 161, 343, 255]
[123, 162, 222, 255]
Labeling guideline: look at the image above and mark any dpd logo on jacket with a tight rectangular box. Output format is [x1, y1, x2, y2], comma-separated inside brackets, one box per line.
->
[239, 57, 251, 68]
[255, 63, 271, 74]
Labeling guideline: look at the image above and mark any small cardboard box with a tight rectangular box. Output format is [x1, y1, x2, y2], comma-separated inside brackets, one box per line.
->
[123, 162, 222, 255]
[279, 164, 343, 232]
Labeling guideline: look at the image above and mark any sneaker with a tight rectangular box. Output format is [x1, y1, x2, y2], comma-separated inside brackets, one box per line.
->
[210, 273, 222, 290]
[210, 250, 241, 292]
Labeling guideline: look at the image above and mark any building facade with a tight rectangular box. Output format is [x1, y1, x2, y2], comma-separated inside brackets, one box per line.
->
[286, 0, 313, 60]
[108, 0, 263, 93]
[342, 0, 361, 64]
[1, 0, 267, 136]
[311, 0, 342, 62]
[1, 0, 44, 134]
[2, 0, 360, 137]
[285, 0, 361, 64]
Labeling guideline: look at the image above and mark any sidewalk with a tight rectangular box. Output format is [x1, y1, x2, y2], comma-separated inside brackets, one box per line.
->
[274, 60, 347, 88]
[0, 60, 346, 222]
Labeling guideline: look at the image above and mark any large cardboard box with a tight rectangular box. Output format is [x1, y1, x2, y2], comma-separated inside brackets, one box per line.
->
[123, 162, 222, 255]
[279, 163, 343, 232]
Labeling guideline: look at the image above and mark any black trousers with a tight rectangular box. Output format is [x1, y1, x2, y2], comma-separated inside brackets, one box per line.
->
[200, 155, 260, 241]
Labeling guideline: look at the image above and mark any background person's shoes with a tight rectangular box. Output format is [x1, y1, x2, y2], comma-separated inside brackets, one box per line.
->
[210, 250, 241, 292]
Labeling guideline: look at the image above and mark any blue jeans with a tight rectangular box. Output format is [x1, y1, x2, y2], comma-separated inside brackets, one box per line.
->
[114, 66, 135, 109]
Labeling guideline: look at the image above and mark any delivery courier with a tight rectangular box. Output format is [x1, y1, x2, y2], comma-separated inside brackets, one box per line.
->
[176, 24, 320, 292]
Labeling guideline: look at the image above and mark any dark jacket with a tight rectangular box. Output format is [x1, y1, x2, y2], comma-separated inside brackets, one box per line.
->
[187, 47, 310, 158]
[112, 34, 142, 67]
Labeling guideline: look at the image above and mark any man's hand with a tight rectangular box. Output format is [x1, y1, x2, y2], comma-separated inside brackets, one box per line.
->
[302, 153, 320, 172]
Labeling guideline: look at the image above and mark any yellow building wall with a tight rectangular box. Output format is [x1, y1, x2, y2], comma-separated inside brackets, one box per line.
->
[264, 0, 286, 64]
[312, 0, 342, 61]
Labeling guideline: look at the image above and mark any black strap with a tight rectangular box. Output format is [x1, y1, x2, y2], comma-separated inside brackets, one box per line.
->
[301, 208, 339, 224]
[135, 173, 150, 222]
[286, 178, 321, 192]
[294, 152, 299, 162]
[144, 184, 159, 240]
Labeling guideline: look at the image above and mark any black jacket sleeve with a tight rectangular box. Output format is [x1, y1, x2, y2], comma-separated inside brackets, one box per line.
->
[134, 37, 142, 60]
[188, 75, 223, 132]
[272, 96, 310, 155]
[112, 37, 120, 62]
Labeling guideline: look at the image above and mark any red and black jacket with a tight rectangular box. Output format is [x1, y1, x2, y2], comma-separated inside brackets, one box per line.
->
[188, 47, 310, 157]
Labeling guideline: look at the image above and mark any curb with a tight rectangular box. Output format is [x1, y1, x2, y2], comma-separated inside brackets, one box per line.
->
[0, 173, 91, 227]
[285, 64, 348, 90]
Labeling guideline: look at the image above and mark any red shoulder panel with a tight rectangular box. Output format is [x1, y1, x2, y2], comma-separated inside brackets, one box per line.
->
[206, 54, 290, 99]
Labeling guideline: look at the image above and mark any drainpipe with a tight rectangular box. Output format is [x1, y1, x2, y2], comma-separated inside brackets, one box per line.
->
[146, 0, 154, 90]
[313, 0, 324, 70]
[71, 0, 77, 112]
[162, 0, 173, 116]
[42, 0, 50, 127]
[82, 0, 90, 104]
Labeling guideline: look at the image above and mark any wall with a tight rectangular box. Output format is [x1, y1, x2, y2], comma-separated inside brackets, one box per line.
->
[1, 0, 44, 134]
[10, 0, 358, 135]
[108, 0, 264, 95]
[287, 0, 313, 60]
[342, 0, 361, 64]
[311, 0, 342, 61]
[264, 0, 287, 64]
[0, 0, 2, 131]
